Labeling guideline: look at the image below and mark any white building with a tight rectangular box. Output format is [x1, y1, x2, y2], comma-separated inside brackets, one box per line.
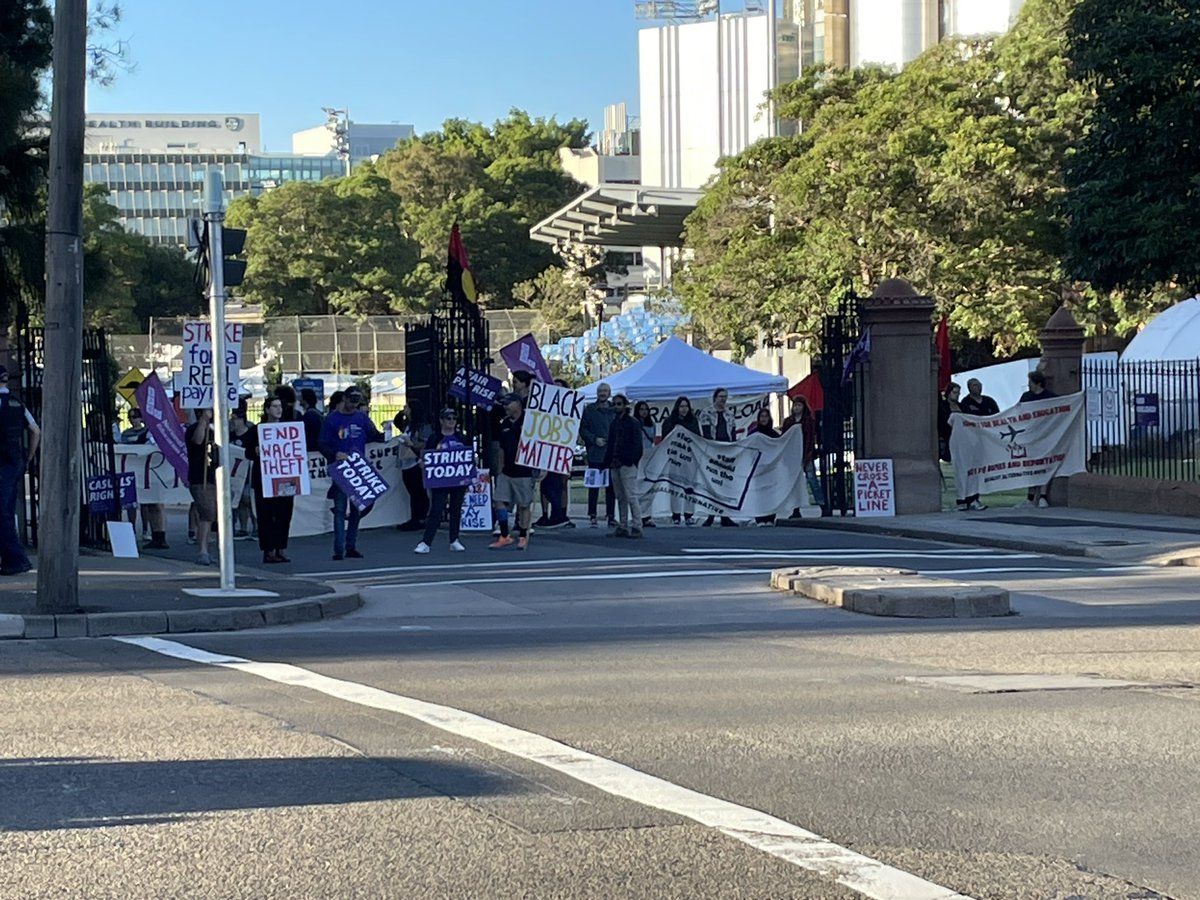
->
[291, 119, 414, 162]
[85, 113, 261, 154]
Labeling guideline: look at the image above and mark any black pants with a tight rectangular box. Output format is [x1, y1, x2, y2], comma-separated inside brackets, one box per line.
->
[402, 465, 430, 523]
[587, 485, 614, 520]
[422, 487, 467, 545]
[255, 493, 294, 552]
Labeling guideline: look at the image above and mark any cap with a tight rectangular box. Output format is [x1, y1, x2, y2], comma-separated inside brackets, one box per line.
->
[344, 387, 363, 401]
[438, 407, 457, 419]
[0, 370, 9, 383]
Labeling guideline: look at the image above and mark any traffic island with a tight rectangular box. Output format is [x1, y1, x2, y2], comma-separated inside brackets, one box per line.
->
[772, 566, 1011, 618]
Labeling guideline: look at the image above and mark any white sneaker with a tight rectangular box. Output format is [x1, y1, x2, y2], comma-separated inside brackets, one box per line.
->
[1037, 497, 1049, 508]
[414, 542, 431, 554]
[1014, 499, 1034, 509]
[968, 500, 988, 511]
[450, 540, 465, 552]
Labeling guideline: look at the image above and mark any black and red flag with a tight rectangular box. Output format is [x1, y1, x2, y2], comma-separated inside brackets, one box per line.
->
[446, 223, 477, 305]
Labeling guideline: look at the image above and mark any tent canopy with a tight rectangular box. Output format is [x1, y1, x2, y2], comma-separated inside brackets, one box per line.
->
[1122, 296, 1200, 361]
[579, 336, 788, 400]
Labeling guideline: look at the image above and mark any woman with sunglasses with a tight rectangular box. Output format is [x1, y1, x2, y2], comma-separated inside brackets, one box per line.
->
[414, 407, 470, 554]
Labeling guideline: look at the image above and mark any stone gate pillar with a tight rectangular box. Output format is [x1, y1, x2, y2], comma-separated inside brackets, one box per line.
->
[1039, 306, 1086, 506]
[859, 279, 942, 514]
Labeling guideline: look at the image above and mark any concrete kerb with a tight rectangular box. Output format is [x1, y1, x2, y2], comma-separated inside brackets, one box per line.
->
[1, 585, 362, 640]
[772, 566, 1011, 619]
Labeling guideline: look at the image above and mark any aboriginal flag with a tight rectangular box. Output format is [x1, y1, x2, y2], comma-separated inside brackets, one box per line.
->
[446, 223, 477, 305]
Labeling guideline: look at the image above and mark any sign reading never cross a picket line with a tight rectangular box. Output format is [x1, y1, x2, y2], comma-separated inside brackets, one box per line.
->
[422, 446, 477, 489]
[517, 380, 584, 476]
[329, 451, 391, 511]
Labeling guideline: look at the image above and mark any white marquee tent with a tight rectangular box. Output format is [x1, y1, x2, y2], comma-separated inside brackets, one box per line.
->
[1121, 296, 1200, 361]
[579, 336, 788, 401]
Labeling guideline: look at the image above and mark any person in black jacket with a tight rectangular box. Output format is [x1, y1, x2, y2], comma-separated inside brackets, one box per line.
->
[603, 394, 644, 538]
[661, 396, 699, 525]
[413, 408, 471, 555]
[242, 396, 296, 564]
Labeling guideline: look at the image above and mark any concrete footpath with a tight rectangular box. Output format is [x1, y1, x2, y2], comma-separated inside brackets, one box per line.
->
[782, 504, 1200, 565]
[0, 553, 359, 640]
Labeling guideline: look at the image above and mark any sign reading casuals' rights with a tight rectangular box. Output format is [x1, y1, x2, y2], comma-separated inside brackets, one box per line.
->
[259, 422, 311, 498]
[181, 320, 243, 408]
[949, 392, 1086, 499]
[86, 472, 138, 515]
[517, 380, 584, 476]
[330, 451, 391, 511]
[422, 446, 477, 489]
[854, 459, 895, 517]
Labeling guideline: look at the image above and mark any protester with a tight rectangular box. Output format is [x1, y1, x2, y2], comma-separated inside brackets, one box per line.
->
[118, 408, 169, 547]
[534, 377, 574, 531]
[0, 370, 38, 576]
[395, 400, 432, 532]
[241, 396, 297, 564]
[319, 386, 385, 560]
[938, 382, 961, 464]
[1018, 370, 1056, 508]
[488, 373, 533, 534]
[661, 395, 699, 525]
[185, 408, 218, 566]
[299, 387, 324, 448]
[749, 409, 780, 526]
[698, 387, 738, 527]
[960, 378, 1000, 417]
[604, 394, 644, 538]
[781, 395, 826, 517]
[275, 384, 302, 422]
[490, 394, 534, 550]
[228, 409, 257, 540]
[580, 382, 617, 528]
[633, 400, 657, 529]
[414, 408, 470, 554]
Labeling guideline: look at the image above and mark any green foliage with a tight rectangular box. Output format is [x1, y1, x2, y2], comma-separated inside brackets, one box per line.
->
[513, 267, 587, 340]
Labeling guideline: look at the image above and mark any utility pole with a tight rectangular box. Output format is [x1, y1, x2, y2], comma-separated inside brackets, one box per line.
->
[36, 0, 87, 614]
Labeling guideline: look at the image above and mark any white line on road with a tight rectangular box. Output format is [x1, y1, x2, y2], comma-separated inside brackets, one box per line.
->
[116, 636, 973, 900]
[365, 568, 773, 589]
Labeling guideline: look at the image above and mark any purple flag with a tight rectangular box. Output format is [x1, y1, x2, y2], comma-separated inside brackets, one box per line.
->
[499, 333, 553, 384]
[330, 451, 391, 511]
[134, 373, 190, 482]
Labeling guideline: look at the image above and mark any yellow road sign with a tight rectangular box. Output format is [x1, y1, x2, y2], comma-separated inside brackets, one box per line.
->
[115, 368, 146, 406]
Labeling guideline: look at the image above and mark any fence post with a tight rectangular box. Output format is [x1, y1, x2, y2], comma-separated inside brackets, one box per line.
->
[1039, 306, 1085, 506]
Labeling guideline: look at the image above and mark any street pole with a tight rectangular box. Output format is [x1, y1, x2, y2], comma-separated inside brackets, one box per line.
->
[767, 0, 778, 138]
[204, 170, 236, 592]
[36, 0, 87, 614]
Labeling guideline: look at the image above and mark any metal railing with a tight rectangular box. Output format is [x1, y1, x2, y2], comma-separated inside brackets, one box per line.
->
[1083, 357, 1200, 482]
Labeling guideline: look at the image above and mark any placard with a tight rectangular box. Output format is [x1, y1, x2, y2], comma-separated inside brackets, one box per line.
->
[448, 367, 503, 410]
[499, 333, 554, 383]
[181, 320, 244, 408]
[292, 377, 325, 405]
[106, 521, 140, 559]
[259, 422, 311, 498]
[516, 380, 584, 476]
[86, 472, 138, 515]
[854, 458, 895, 518]
[422, 446, 477, 489]
[460, 472, 493, 532]
[330, 451, 391, 511]
[583, 467, 610, 489]
[1134, 392, 1159, 428]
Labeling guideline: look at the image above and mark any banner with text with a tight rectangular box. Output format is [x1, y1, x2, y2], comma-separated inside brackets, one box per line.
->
[949, 392, 1087, 498]
[641, 427, 813, 518]
[448, 367, 503, 410]
[854, 459, 895, 517]
[259, 422, 311, 498]
[181, 320, 244, 408]
[133, 373, 189, 482]
[422, 446, 478, 489]
[517, 380, 584, 476]
[115, 444, 249, 506]
[331, 451, 392, 511]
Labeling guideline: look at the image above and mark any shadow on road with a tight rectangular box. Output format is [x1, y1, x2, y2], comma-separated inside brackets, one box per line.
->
[0, 755, 523, 831]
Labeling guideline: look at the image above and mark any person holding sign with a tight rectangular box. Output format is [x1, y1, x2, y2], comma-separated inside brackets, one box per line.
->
[414, 408, 471, 554]
[490, 395, 534, 551]
[243, 397, 298, 564]
[661, 396, 699, 526]
[603, 394, 645, 539]
[319, 387, 385, 561]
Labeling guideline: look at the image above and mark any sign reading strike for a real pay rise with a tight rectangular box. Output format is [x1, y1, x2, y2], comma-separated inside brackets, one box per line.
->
[181, 320, 243, 409]
[258, 423, 311, 498]
[854, 458, 895, 517]
[517, 381, 584, 476]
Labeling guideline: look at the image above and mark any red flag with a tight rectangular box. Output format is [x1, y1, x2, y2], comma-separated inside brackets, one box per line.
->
[935, 315, 952, 392]
[787, 372, 824, 412]
[446, 223, 477, 304]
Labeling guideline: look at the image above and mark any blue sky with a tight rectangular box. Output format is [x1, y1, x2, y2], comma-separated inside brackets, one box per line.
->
[85, 0, 646, 151]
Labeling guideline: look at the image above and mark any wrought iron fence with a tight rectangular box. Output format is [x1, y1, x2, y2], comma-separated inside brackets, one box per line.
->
[816, 289, 861, 515]
[1083, 357, 1200, 482]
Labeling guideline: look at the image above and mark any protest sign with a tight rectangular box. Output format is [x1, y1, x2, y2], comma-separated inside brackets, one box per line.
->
[641, 427, 813, 518]
[330, 451, 391, 511]
[583, 467, 610, 489]
[516, 380, 584, 476]
[133, 373, 189, 482]
[259, 422, 311, 498]
[949, 392, 1086, 499]
[499, 333, 553, 383]
[422, 446, 477, 489]
[854, 459, 895, 517]
[448, 367, 503, 409]
[115, 444, 249, 505]
[86, 472, 138, 515]
[292, 377, 325, 405]
[181, 320, 244, 408]
[459, 472, 493, 532]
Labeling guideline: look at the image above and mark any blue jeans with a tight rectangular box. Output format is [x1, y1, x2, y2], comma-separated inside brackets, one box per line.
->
[805, 461, 827, 507]
[329, 485, 362, 556]
[0, 461, 31, 571]
[540, 473, 567, 521]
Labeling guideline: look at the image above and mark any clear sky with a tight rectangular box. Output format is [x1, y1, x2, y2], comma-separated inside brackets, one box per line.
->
[85, 0, 646, 151]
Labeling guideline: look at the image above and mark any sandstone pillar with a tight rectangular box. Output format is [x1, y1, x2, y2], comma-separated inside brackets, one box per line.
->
[1039, 306, 1086, 506]
[858, 279, 941, 514]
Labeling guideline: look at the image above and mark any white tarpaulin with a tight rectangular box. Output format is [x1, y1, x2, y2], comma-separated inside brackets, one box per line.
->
[116, 444, 250, 505]
[949, 392, 1087, 498]
[640, 426, 814, 518]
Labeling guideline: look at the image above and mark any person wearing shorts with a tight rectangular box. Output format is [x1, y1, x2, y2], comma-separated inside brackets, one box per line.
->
[490, 395, 534, 550]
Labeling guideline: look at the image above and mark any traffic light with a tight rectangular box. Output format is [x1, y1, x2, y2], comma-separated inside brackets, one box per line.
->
[197, 222, 247, 290]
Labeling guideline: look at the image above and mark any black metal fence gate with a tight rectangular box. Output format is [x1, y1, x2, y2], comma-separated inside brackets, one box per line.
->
[404, 297, 491, 441]
[816, 290, 862, 515]
[18, 326, 118, 548]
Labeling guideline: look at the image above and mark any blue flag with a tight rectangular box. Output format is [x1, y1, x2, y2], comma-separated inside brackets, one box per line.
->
[841, 326, 872, 385]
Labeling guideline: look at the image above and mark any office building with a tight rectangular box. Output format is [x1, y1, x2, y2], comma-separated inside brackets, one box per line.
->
[291, 119, 414, 162]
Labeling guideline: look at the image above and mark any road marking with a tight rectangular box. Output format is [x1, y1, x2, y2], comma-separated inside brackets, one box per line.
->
[679, 547, 1028, 557]
[116, 636, 973, 900]
[925, 566, 1153, 576]
[366, 569, 773, 589]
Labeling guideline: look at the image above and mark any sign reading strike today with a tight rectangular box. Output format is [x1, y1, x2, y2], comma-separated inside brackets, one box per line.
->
[854, 458, 895, 518]
[181, 321, 243, 409]
[258, 422, 311, 498]
[517, 381, 584, 476]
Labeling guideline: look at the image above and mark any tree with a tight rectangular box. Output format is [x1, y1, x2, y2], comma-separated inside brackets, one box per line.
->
[1064, 0, 1200, 294]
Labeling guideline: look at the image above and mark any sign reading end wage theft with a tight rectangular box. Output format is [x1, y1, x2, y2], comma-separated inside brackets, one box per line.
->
[259, 423, 311, 498]
[517, 380, 584, 476]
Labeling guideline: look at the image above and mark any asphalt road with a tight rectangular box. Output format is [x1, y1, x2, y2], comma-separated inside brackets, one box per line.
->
[4, 523, 1199, 899]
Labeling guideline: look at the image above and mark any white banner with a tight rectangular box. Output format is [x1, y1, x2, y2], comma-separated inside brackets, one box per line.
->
[259, 422, 311, 498]
[641, 426, 814, 517]
[949, 392, 1087, 498]
[181, 320, 244, 408]
[115, 444, 250, 505]
[518, 381, 584, 475]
